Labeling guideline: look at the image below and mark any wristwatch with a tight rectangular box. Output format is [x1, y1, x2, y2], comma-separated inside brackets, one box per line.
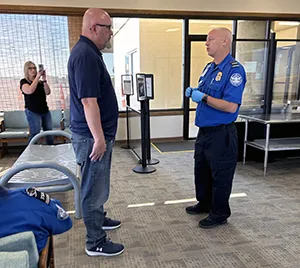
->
[202, 94, 208, 104]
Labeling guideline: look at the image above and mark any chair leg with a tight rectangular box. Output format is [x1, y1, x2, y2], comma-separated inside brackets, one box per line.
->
[49, 236, 55, 268]
[0, 142, 8, 158]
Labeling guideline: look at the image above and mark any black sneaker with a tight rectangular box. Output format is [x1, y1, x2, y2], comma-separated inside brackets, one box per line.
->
[199, 216, 227, 229]
[185, 203, 210, 214]
[85, 239, 125, 257]
[102, 215, 121, 230]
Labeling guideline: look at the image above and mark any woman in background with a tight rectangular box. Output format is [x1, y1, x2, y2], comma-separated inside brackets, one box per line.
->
[20, 61, 53, 144]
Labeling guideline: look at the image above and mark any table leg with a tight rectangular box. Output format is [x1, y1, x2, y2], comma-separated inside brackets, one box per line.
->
[243, 119, 248, 165]
[264, 124, 270, 177]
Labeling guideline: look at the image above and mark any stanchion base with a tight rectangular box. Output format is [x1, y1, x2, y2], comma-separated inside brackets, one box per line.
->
[139, 159, 159, 165]
[133, 165, 156, 174]
[121, 144, 131, 149]
[146, 158, 159, 165]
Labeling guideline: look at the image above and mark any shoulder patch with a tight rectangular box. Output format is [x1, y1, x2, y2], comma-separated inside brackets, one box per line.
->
[230, 73, 243, 87]
[26, 187, 50, 205]
[56, 204, 69, 220]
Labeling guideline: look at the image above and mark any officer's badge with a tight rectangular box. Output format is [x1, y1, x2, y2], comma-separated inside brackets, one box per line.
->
[230, 73, 243, 87]
[56, 204, 69, 220]
[26, 187, 50, 205]
[215, 72, 222, 81]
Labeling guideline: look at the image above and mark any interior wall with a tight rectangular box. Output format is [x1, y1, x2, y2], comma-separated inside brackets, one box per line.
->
[139, 19, 182, 109]
[1, 0, 300, 14]
[113, 18, 140, 110]
[115, 115, 183, 140]
[68, 16, 82, 51]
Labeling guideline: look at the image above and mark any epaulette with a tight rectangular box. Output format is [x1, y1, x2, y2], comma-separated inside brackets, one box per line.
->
[26, 187, 50, 205]
[231, 60, 240, 68]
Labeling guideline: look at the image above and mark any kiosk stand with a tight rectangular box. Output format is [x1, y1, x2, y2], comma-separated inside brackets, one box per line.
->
[121, 73, 159, 174]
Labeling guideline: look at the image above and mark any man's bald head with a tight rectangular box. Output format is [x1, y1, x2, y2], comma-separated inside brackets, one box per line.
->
[82, 8, 111, 33]
[81, 8, 113, 50]
[210, 28, 232, 45]
[206, 28, 233, 63]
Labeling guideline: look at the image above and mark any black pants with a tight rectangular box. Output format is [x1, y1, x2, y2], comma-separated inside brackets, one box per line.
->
[194, 123, 238, 222]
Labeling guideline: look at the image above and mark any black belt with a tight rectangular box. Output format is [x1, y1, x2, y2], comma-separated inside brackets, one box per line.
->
[199, 122, 234, 134]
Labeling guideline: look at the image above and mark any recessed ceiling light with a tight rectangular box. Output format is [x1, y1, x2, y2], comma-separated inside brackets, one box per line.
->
[278, 21, 300, 26]
[166, 28, 180, 32]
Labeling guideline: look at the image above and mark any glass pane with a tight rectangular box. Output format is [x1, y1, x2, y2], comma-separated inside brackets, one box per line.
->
[0, 14, 70, 111]
[235, 41, 268, 109]
[237, 20, 267, 39]
[273, 41, 300, 107]
[272, 21, 300, 39]
[190, 42, 211, 109]
[113, 18, 183, 111]
[189, 110, 198, 138]
[189, 20, 232, 35]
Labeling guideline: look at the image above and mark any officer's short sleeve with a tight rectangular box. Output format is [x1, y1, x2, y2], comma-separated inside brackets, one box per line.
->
[222, 65, 246, 105]
[41, 199, 72, 235]
[74, 53, 102, 99]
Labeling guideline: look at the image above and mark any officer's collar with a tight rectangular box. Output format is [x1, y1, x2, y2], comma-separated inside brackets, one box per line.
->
[212, 53, 232, 71]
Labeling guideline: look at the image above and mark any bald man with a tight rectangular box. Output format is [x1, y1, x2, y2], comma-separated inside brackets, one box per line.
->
[67, 8, 124, 256]
[185, 28, 246, 228]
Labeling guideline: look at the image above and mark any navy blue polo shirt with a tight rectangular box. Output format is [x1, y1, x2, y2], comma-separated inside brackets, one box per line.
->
[195, 53, 246, 127]
[68, 35, 118, 139]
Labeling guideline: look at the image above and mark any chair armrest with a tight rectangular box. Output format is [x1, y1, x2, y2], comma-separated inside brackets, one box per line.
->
[0, 251, 30, 268]
[0, 231, 39, 268]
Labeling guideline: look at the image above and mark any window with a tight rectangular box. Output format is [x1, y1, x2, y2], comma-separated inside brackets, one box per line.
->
[235, 42, 268, 108]
[189, 20, 232, 35]
[0, 14, 70, 111]
[112, 18, 183, 110]
[273, 41, 300, 105]
[272, 21, 300, 39]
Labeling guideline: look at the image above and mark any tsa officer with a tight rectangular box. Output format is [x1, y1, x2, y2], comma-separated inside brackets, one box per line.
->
[0, 186, 72, 253]
[185, 28, 246, 228]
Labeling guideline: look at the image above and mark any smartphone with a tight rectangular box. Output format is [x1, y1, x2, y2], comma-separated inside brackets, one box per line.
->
[38, 64, 44, 72]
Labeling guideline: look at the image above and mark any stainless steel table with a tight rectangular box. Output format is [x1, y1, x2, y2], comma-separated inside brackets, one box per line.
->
[239, 113, 300, 176]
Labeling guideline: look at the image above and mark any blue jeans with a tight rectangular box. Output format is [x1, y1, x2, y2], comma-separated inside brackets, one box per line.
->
[71, 132, 114, 250]
[25, 109, 53, 145]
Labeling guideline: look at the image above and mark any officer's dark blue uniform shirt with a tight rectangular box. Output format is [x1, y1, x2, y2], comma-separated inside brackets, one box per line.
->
[68, 35, 119, 139]
[0, 188, 72, 253]
[195, 53, 246, 127]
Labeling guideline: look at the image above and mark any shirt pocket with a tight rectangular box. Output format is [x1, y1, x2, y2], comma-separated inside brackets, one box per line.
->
[208, 81, 223, 99]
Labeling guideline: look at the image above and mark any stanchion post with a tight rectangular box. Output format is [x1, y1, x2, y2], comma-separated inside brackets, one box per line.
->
[133, 100, 156, 174]
[121, 95, 131, 149]
[144, 99, 159, 165]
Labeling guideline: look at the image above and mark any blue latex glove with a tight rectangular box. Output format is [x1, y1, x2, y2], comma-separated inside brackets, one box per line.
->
[191, 90, 204, 103]
[185, 87, 194, 98]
